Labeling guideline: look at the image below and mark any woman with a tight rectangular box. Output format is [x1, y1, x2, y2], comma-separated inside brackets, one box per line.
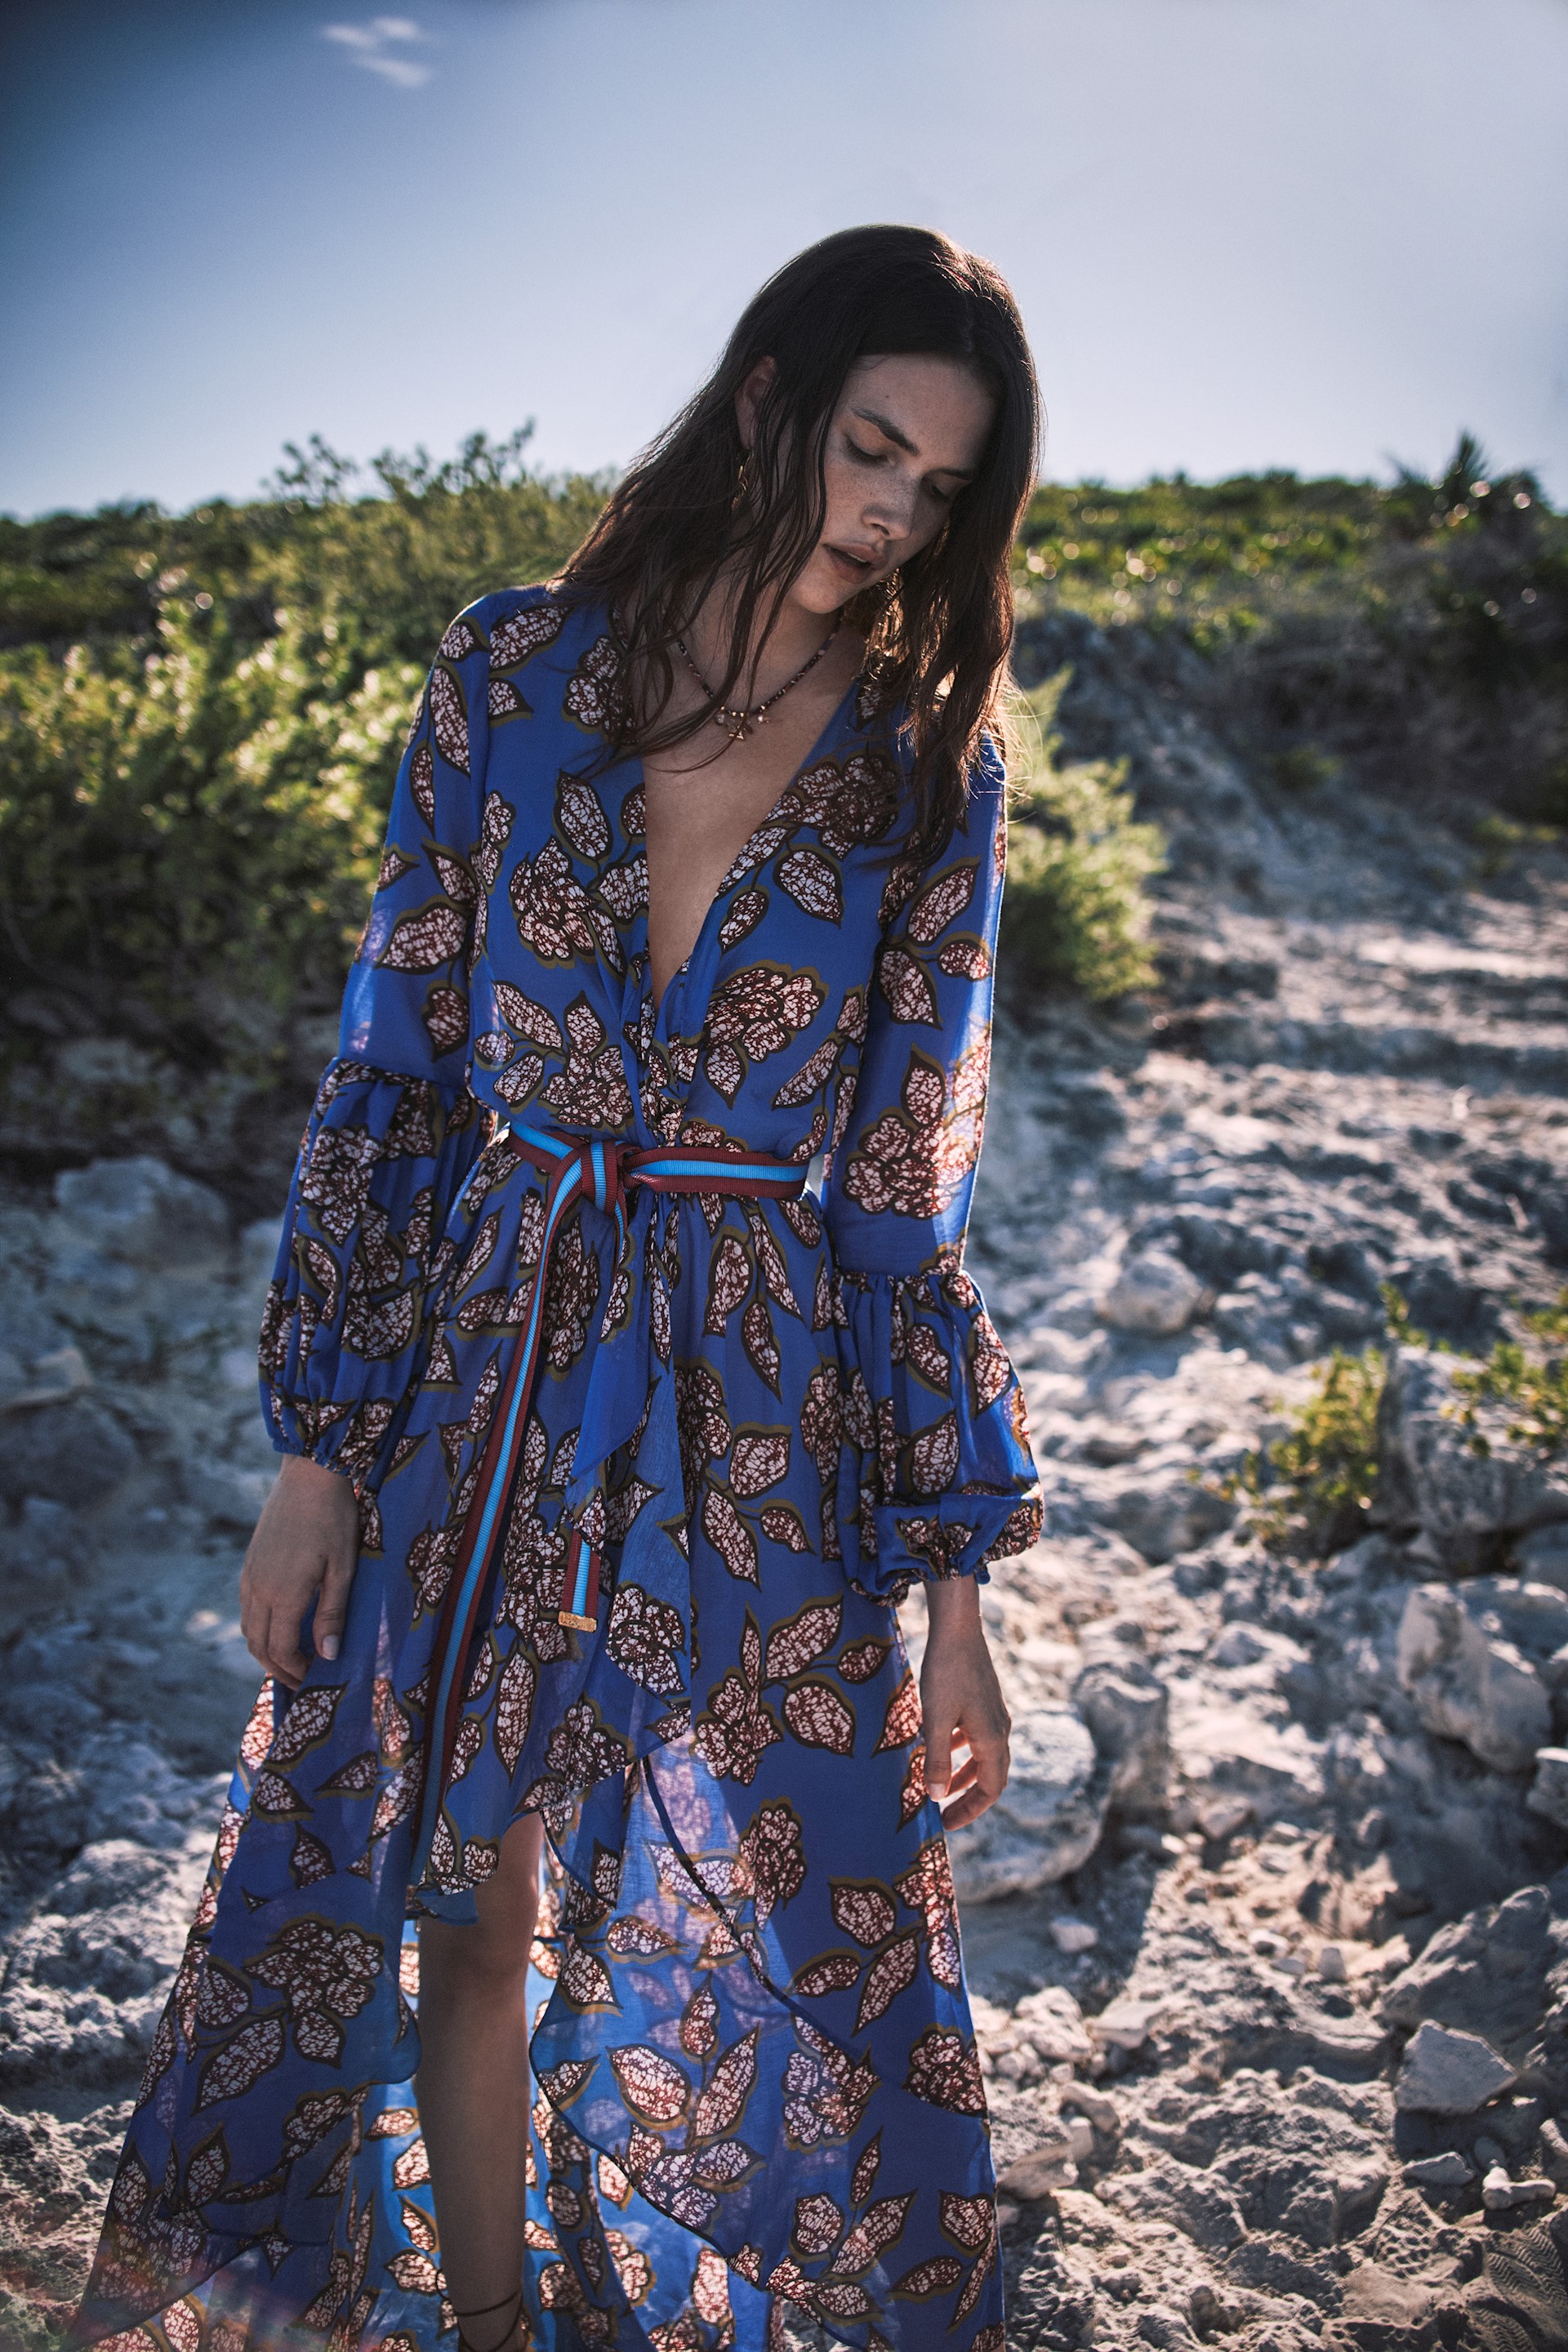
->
[78, 224, 1044, 2352]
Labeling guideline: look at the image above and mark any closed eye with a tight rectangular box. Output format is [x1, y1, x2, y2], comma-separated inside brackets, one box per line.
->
[846, 434, 958, 504]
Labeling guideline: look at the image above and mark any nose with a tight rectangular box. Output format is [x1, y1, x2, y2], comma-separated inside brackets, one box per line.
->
[862, 471, 920, 549]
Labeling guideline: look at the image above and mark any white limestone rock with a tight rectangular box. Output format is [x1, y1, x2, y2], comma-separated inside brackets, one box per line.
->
[1394, 2020, 1518, 2114]
[1098, 1250, 1207, 1336]
[51, 1156, 230, 1272]
[1379, 1345, 1568, 1566]
[1073, 1654, 1170, 1815]
[1528, 1749, 1568, 1832]
[1395, 1582, 1551, 1774]
[1379, 1886, 1556, 2064]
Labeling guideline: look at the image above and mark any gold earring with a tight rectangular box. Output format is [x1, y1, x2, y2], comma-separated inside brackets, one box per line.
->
[730, 454, 751, 515]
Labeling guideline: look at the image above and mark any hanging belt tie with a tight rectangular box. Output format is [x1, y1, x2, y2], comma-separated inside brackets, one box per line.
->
[414, 1124, 808, 1878]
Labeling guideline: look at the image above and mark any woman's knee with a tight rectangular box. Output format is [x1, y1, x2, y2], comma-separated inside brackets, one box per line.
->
[419, 1816, 542, 1997]
[420, 1912, 534, 2000]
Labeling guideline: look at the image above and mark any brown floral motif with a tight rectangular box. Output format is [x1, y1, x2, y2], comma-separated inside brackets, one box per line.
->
[968, 1308, 1012, 1414]
[840, 1034, 990, 1220]
[704, 1233, 750, 1334]
[904, 2026, 986, 2115]
[341, 1250, 416, 1363]
[299, 1120, 382, 1247]
[938, 934, 992, 981]
[428, 664, 469, 773]
[555, 772, 612, 860]
[609, 2042, 690, 2124]
[496, 979, 568, 1054]
[693, 1614, 782, 1785]
[703, 964, 826, 1104]
[729, 1427, 790, 1499]
[737, 1798, 806, 1924]
[563, 630, 620, 732]
[780, 751, 902, 856]
[910, 1411, 960, 1495]
[376, 899, 468, 974]
[838, 2191, 915, 2276]
[194, 2015, 286, 2112]
[877, 946, 939, 1026]
[543, 1697, 632, 1792]
[718, 885, 768, 951]
[247, 1917, 383, 2067]
[906, 859, 978, 946]
[980, 1494, 1044, 1566]
[781, 2020, 878, 2149]
[267, 1684, 342, 1771]
[781, 1680, 855, 1754]
[701, 1485, 759, 1584]
[893, 2256, 964, 2300]
[541, 1219, 601, 1372]
[675, 1362, 731, 1505]
[541, 996, 632, 1129]
[799, 1364, 842, 1482]
[874, 1672, 923, 1753]
[421, 982, 469, 1056]
[510, 836, 603, 965]
[776, 847, 844, 924]
[409, 741, 436, 824]
[606, 1582, 686, 1698]
[771, 1031, 847, 1110]
[489, 598, 565, 672]
[744, 1298, 782, 1393]
[895, 1837, 962, 1991]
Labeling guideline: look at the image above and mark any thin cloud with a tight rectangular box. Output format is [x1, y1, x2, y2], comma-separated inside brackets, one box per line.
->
[320, 17, 432, 87]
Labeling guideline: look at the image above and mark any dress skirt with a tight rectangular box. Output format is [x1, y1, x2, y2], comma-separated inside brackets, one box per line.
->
[74, 586, 1043, 2352]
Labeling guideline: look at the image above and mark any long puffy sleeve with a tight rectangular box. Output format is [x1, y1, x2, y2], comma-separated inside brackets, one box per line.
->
[258, 606, 500, 1485]
[823, 739, 1043, 1601]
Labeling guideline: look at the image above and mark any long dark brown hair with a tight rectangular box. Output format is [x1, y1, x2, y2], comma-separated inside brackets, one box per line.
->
[559, 224, 1040, 846]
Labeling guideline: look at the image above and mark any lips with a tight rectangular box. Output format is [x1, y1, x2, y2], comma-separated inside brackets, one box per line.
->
[825, 543, 879, 581]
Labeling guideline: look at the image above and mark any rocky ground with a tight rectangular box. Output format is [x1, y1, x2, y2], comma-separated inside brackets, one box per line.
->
[3, 612, 1568, 2349]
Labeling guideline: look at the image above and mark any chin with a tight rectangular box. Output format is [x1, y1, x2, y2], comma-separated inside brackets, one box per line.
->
[792, 554, 867, 616]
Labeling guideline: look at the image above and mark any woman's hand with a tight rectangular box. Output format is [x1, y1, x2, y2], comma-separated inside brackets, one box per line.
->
[920, 1576, 1010, 1832]
[239, 1454, 362, 1689]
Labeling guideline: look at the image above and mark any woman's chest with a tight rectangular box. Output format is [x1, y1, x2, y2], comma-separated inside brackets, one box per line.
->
[464, 648, 914, 1139]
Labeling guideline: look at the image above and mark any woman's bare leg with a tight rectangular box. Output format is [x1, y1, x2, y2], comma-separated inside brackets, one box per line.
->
[416, 1811, 544, 2347]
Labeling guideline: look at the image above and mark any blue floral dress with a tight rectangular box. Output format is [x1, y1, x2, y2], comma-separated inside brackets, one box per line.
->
[78, 590, 1042, 2352]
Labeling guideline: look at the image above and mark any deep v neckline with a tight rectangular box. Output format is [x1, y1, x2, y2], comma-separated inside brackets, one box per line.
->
[636, 670, 865, 1035]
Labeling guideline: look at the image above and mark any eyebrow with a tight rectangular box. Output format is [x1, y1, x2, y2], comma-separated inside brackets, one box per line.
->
[850, 407, 978, 481]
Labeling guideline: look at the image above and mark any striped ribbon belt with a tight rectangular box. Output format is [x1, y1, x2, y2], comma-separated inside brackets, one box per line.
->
[414, 1123, 808, 1878]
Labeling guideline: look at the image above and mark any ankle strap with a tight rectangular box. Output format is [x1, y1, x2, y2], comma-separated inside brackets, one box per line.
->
[455, 2280, 524, 2352]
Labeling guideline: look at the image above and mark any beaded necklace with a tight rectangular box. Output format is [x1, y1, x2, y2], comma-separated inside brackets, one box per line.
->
[675, 621, 840, 743]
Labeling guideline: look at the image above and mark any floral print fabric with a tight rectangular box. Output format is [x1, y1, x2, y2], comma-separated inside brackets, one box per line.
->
[78, 590, 1042, 2352]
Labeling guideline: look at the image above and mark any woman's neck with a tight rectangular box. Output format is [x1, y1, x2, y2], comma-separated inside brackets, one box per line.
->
[680, 571, 841, 704]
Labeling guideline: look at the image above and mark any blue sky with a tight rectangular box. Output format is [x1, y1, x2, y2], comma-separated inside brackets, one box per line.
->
[2, 0, 1566, 515]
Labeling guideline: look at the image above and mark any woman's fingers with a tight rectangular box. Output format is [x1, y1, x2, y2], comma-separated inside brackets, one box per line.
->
[936, 1718, 1008, 1829]
[925, 1716, 954, 1803]
[314, 1547, 357, 1665]
[238, 1455, 363, 1687]
[265, 1604, 312, 1690]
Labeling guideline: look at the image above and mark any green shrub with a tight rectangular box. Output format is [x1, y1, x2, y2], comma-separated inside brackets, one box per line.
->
[1218, 1346, 1385, 1556]
[1013, 435, 1568, 831]
[1470, 810, 1561, 880]
[1220, 1282, 1568, 1557]
[999, 675, 1166, 1002]
[1449, 1290, 1568, 1458]
[0, 596, 410, 1080]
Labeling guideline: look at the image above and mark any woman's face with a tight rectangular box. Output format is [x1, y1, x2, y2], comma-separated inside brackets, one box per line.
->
[740, 354, 997, 618]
